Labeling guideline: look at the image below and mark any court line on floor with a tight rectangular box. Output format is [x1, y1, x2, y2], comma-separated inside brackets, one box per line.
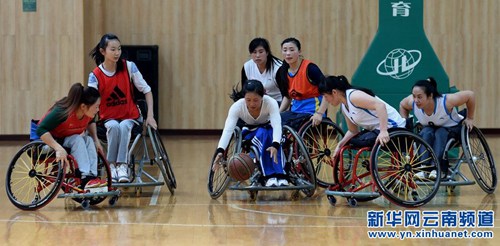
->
[228, 203, 363, 220]
[0, 218, 368, 228]
[149, 171, 164, 206]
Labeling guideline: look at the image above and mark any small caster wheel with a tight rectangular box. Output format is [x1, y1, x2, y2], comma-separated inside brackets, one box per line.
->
[135, 187, 142, 196]
[446, 186, 456, 195]
[81, 199, 90, 209]
[347, 198, 358, 207]
[327, 195, 337, 206]
[249, 190, 258, 201]
[109, 196, 118, 206]
[411, 191, 419, 201]
[291, 191, 300, 200]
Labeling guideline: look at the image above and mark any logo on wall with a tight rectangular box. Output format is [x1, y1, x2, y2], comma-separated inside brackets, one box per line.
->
[376, 48, 422, 79]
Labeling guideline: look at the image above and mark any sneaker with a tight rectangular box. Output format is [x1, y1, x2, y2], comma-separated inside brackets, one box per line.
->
[429, 170, 437, 180]
[265, 177, 278, 187]
[110, 164, 118, 183]
[415, 171, 427, 179]
[117, 164, 130, 183]
[84, 178, 108, 193]
[278, 179, 289, 186]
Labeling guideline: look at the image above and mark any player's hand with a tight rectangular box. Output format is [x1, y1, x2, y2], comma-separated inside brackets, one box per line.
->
[464, 118, 474, 132]
[146, 116, 157, 129]
[55, 147, 69, 166]
[266, 146, 278, 163]
[212, 153, 223, 171]
[310, 113, 322, 126]
[376, 130, 390, 146]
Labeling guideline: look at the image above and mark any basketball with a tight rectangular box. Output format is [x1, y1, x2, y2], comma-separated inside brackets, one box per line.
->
[227, 153, 255, 181]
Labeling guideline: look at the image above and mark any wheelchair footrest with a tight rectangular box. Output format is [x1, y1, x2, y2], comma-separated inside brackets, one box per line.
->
[439, 180, 475, 186]
[325, 190, 380, 199]
[229, 183, 314, 191]
[57, 190, 121, 199]
[111, 181, 165, 187]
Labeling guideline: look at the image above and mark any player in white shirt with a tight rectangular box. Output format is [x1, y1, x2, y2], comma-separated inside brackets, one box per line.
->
[241, 38, 283, 104]
[318, 75, 406, 158]
[400, 77, 475, 179]
[214, 80, 288, 187]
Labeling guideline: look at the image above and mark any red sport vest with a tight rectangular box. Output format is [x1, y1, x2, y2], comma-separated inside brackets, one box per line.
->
[287, 59, 320, 100]
[43, 111, 93, 139]
[92, 60, 139, 120]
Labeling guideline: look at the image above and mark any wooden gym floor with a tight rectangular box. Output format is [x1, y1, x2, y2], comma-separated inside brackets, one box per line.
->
[0, 135, 499, 245]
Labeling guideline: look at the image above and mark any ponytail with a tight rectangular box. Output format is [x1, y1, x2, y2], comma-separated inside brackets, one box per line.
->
[89, 33, 124, 72]
[319, 75, 375, 97]
[53, 83, 100, 119]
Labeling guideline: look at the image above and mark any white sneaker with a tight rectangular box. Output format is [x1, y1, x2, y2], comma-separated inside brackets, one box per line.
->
[415, 171, 426, 179]
[429, 170, 437, 180]
[110, 164, 118, 183]
[117, 164, 130, 183]
[278, 179, 289, 186]
[265, 177, 278, 187]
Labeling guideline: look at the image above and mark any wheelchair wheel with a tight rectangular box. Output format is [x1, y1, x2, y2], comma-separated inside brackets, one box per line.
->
[462, 126, 497, 193]
[68, 151, 112, 206]
[5, 141, 65, 210]
[333, 148, 378, 202]
[283, 125, 316, 197]
[207, 127, 241, 199]
[149, 127, 177, 194]
[299, 118, 344, 188]
[370, 131, 441, 207]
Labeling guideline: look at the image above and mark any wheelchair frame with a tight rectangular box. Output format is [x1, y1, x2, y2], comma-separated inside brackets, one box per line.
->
[434, 125, 497, 194]
[325, 129, 442, 208]
[5, 141, 120, 210]
[103, 125, 177, 195]
[207, 125, 317, 200]
[97, 98, 176, 195]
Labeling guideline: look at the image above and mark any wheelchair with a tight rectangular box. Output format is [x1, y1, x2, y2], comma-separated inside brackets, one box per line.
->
[5, 141, 120, 210]
[416, 123, 497, 195]
[207, 125, 317, 200]
[325, 128, 442, 207]
[97, 100, 176, 195]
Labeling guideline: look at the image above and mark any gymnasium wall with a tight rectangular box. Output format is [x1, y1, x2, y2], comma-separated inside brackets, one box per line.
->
[1, 0, 498, 135]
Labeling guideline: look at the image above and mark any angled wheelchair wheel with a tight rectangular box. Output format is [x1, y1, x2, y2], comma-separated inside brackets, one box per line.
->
[5, 141, 65, 210]
[462, 126, 497, 193]
[207, 127, 241, 199]
[283, 125, 316, 197]
[299, 118, 344, 188]
[371, 131, 441, 207]
[149, 127, 177, 194]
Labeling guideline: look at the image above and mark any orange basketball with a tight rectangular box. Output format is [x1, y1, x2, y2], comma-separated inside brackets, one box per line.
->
[227, 153, 255, 181]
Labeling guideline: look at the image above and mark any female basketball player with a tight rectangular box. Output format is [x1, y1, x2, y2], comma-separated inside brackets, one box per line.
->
[240, 37, 283, 104]
[276, 37, 328, 129]
[400, 77, 475, 179]
[213, 80, 288, 187]
[36, 83, 106, 189]
[318, 75, 407, 157]
[88, 33, 157, 183]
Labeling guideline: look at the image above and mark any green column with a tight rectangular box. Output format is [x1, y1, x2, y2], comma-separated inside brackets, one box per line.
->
[351, 0, 448, 108]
